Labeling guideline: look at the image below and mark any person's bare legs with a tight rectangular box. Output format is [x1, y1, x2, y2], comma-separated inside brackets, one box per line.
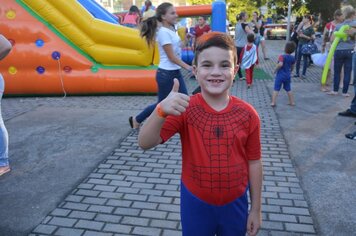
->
[260, 39, 268, 59]
[132, 117, 140, 129]
[271, 91, 278, 106]
[321, 69, 331, 92]
[287, 91, 295, 106]
[0, 165, 10, 176]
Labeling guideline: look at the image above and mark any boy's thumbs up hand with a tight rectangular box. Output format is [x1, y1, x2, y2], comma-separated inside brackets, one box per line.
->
[171, 77, 180, 93]
[159, 79, 190, 117]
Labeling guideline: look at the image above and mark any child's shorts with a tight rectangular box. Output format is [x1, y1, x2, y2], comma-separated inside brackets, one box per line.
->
[180, 183, 248, 236]
[274, 77, 291, 92]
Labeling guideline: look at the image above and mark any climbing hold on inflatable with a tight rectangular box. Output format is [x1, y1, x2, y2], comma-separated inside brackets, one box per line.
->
[63, 66, 72, 73]
[91, 65, 99, 73]
[36, 66, 45, 74]
[35, 39, 44, 47]
[51, 51, 61, 60]
[8, 66, 17, 75]
[6, 9, 16, 19]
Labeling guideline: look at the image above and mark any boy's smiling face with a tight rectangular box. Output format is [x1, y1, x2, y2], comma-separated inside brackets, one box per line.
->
[193, 46, 237, 98]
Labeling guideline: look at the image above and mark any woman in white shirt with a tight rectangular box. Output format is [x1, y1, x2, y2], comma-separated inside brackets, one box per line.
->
[129, 2, 191, 129]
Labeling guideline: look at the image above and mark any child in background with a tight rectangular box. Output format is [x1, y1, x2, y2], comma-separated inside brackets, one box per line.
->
[240, 33, 258, 88]
[138, 32, 262, 236]
[271, 41, 296, 107]
[122, 5, 141, 28]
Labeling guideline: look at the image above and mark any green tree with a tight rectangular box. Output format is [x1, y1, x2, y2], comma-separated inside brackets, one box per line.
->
[305, 0, 356, 22]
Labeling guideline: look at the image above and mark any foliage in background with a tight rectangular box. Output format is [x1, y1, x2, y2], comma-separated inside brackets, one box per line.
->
[305, 0, 355, 22]
[187, 0, 355, 25]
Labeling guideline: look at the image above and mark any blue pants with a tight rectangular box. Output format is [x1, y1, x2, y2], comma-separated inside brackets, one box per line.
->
[333, 49, 353, 94]
[136, 68, 188, 123]
[181, 183, 248, 236]
[274, 76, 291, 92]
[350, 52, 356, 113]
[0, 91, 9, 167]
[295, 43, 308, 76]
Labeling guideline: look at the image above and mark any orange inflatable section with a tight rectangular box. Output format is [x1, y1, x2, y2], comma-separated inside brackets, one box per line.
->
[176, 5, 212, 17]
[0, 0, 158, 95]
[0, 1, 212, 96]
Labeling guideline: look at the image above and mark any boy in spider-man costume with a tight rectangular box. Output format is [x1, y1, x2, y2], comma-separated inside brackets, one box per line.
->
[139, 32, 262, 236]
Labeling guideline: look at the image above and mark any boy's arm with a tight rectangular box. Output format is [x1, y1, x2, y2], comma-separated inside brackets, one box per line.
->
[247, 159, 263, 236]
[0, 34, 12, 60]
[274, 61, 283, 74]
[138, 79, 190, 150]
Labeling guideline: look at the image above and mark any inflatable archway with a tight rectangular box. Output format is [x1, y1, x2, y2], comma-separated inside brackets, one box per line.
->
[0, 0, 225, 95]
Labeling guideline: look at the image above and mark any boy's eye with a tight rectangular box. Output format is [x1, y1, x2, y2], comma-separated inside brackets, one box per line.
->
[202, 64, 211, 67]
[222, 63, 231, 68]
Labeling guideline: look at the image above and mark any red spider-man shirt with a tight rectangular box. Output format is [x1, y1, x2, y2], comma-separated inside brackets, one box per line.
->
[160, 94, 261, 206]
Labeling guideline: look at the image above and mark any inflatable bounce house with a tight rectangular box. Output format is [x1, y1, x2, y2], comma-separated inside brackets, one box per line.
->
[0, 0, 226, 96]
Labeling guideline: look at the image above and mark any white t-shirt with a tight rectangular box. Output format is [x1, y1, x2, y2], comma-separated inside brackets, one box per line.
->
[156, 27, 181, 70]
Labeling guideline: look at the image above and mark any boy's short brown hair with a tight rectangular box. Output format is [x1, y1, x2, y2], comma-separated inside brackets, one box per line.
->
[285, 41, 296, 54]
[247, 33, 255, 43]
[193, 32, 237, 66]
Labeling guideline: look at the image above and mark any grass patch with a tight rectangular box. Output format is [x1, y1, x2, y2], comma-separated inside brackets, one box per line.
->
[235, 68, 273, 80]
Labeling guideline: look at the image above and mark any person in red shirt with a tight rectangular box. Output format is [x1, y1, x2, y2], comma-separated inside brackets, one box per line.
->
[121, 5, 141, 28]
[192, 16, 211, 47]
[138, 32, 262, 236]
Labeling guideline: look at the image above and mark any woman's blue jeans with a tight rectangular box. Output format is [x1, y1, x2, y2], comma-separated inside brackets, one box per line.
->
[0, 92, 9, 167]
[295, 43, 308, 76]
[333, 49, 353, 94]
[136, 68, 188, 123]
[350, 52, 356, 113]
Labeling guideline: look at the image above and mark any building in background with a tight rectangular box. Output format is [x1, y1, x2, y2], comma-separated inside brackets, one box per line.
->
[95, 0, 188, 13]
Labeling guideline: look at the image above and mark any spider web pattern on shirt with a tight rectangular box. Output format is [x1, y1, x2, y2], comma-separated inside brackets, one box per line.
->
[186, 104, 251, 191]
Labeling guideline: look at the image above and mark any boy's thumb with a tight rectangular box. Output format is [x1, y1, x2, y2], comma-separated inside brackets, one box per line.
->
[171, 78, 180, 93]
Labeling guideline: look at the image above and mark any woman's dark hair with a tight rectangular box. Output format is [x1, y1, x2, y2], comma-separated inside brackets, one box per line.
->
[144, 0, 152, 10]
[304, 14, 313, 24]
[199, 16, 207, 21]
[193, 32, 237, 66]
[140, 2, 173, 46]
[237, 12, 247, 21]
[285, 41, 296, 54]
[129, 5, 140, 15]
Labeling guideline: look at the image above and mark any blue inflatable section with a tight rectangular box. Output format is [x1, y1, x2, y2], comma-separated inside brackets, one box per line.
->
[77, 0, 118, 24]
[211, 0, 226, 32]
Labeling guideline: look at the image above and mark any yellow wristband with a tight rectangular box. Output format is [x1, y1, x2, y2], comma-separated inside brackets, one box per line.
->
[156, 103, 167, 118]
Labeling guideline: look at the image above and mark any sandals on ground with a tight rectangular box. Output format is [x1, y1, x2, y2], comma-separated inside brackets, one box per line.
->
[345, 132, 356, 140]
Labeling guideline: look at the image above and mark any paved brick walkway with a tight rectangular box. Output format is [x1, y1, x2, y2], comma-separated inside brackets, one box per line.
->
[8, 40, 328, 235]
